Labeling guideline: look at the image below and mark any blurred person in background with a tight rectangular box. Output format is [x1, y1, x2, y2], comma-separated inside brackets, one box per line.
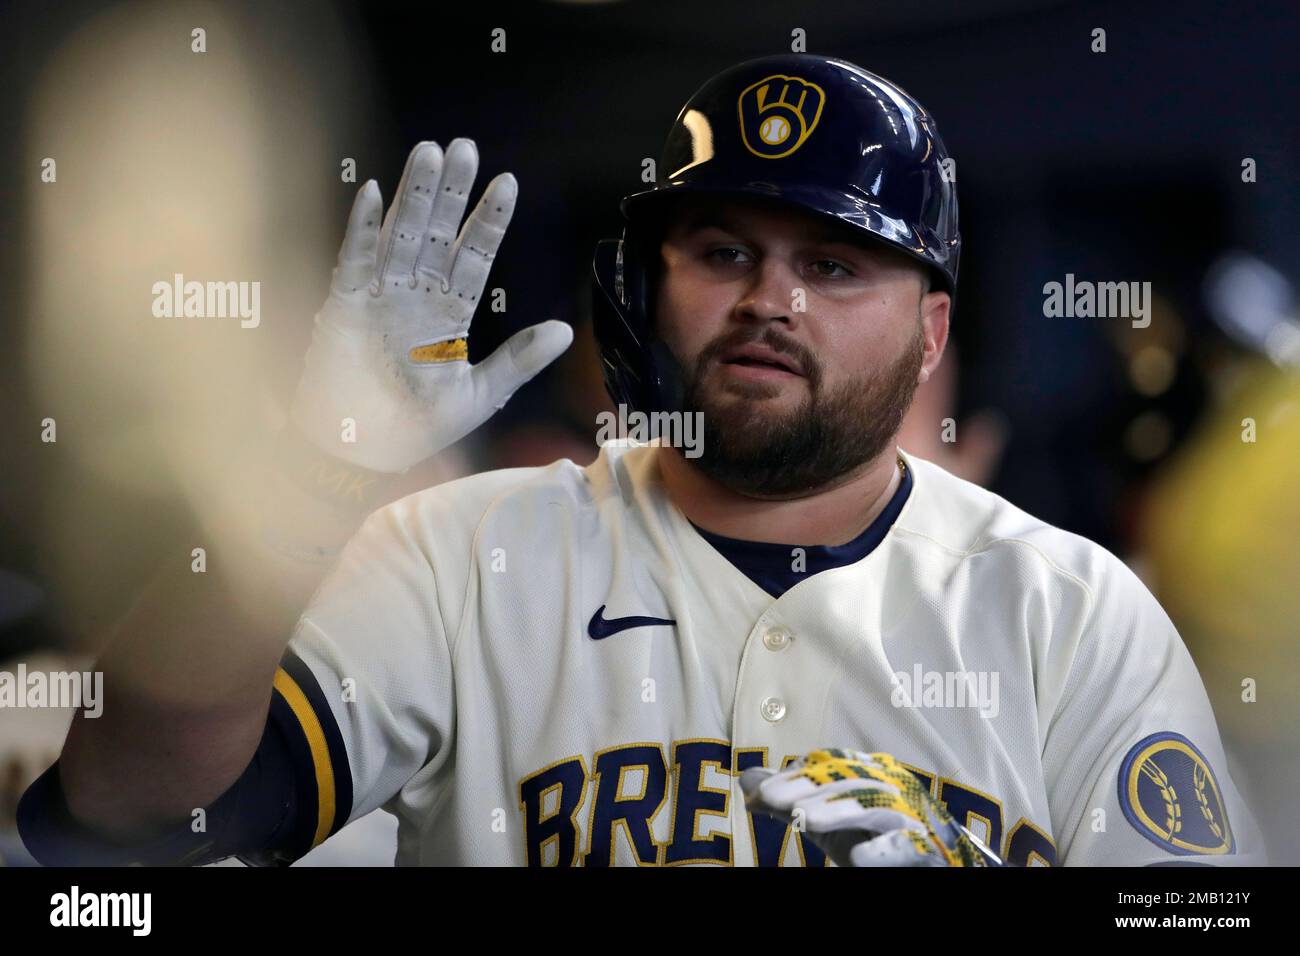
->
[0, 0, 463, 866]
[1137, 254, 1300, 865]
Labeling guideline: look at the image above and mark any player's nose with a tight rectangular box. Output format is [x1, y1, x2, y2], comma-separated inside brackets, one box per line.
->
[733, 257, 801, 326]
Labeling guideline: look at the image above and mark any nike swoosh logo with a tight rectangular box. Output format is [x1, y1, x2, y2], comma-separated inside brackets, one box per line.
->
[588, 605, 676, 640]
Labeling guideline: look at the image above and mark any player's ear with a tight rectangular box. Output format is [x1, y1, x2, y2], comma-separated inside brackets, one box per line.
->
[917, 286, 950, 384]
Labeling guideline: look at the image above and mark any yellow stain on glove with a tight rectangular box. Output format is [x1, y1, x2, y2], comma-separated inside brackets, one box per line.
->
[409, 338, 469, 363]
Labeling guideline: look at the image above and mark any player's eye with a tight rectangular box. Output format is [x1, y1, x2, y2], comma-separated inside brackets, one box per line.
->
[707, 246, 750, 265]
[811, 259, 853, 278]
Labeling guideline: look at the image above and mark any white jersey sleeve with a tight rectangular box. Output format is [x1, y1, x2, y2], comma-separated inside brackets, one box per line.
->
[1039, 545, 1265, 865]
[273, 466, 543, 855]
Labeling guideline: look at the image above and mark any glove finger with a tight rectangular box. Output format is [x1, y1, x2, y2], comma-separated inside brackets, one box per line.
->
[445, 172, 517, 300]
[414, 138, 479, 289]
[738, 766, 776, 801]
[811, 828, 873, 868]
[332, 179, 383, 295]
[777, 749, 909, 793]
[848, 829, 945, 867]
[468, 320, 573, 415]
[796, 797, 918, 837]
[375, 141, 444, 291]
[753, 768, 900, 814]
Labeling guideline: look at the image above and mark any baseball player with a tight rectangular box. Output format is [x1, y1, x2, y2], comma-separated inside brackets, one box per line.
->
[20, 54, 1264, 867]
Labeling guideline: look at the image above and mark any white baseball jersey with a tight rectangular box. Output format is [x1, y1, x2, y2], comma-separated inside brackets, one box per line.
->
[274, 441, 1264, 866]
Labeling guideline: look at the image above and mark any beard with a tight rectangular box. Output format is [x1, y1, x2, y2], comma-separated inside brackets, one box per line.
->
[678, 323, 924, 497]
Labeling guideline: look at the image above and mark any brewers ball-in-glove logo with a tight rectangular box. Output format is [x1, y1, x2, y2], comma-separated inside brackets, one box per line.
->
[737, 73, 826, 159]
[1118, 732, 1234, 855]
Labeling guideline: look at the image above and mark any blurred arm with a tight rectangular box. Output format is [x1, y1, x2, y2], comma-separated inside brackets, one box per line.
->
[52, 441, 383, 841]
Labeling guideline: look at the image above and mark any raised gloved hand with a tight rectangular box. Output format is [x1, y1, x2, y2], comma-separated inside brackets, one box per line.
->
[289, 138, 573, 473]
[740, 748, 1002, 867]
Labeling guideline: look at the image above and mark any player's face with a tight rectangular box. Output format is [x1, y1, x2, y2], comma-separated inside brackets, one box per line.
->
[654, 196, 949, 496]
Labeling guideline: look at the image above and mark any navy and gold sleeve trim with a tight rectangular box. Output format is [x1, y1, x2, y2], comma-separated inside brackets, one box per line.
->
[15, 651, 354, 867]
[257, 648, 355, 861]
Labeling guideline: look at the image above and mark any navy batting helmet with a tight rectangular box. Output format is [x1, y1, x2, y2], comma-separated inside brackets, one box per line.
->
[591, 53, 960, 415]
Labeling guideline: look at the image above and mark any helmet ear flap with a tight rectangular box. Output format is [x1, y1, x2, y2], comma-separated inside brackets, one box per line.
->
[591, 237, 638, 408]
[591, 227, 685, 415]
[592, 229, 656, 331]
[647, 339, 686, 413]
[591, 232, 660, 411]
[592, 238, 628, 318]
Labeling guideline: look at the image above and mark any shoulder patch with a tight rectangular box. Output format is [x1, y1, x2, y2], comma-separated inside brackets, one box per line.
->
[1118, 732, 1234, 856]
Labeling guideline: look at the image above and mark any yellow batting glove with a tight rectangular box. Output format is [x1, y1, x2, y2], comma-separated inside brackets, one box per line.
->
[739, 749, 1002, 867]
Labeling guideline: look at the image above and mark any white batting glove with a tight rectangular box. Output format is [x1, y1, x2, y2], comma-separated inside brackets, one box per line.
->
[289, 138, 573, 473]
[739, 749, 1002, 867]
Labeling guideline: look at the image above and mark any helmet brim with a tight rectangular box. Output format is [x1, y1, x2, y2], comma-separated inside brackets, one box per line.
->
[620, 180, 957, 295]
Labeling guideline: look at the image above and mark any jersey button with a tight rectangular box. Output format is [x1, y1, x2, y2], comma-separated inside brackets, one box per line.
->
[762, 627, 791, 651]
[760, 696, 787, 722]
